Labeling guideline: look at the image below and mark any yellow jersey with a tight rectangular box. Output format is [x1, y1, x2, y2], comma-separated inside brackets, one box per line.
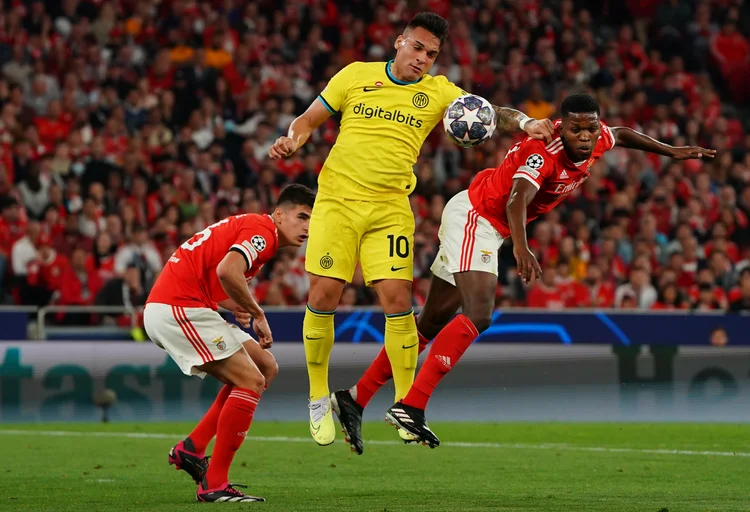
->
[317, 60, 465, 201]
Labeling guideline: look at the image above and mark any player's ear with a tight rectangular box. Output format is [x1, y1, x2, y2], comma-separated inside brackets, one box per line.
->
[394, 35, 403, 51]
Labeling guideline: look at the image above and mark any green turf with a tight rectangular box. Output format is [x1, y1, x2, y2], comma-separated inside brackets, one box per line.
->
[2, 422, 749, 511]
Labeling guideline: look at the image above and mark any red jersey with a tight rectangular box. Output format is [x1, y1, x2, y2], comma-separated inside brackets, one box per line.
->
[0, 217, 27, 255]
[27, 252, 69, 292]
[468, 121, 616, 238]
[147, 214, 279, 310]
[526, 283, 567, 309]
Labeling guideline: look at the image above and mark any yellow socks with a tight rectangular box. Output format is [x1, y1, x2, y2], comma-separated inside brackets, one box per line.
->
[384, 309, 418, 402]
[303, 304, 336, 400]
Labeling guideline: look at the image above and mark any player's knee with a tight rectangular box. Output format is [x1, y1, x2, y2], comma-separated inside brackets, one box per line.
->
[263, 359, 279, 387]
[384, 298, 412, 316]
[234, 367, 266, 393]
[465, 312, 491, 333]
[417, 314, 447, 340]
[462, 304, 493, 334]
[308, 276, 345, 311]
[377, 283, 413, 315]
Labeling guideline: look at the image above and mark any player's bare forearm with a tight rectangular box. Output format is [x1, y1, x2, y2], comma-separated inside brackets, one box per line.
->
[492, 105, 529, 133]
[287, 115, 314, 148]
[271, 99, 331, 159]
[612, 126, 716, 160]
[218, 271, 263, 318]
[216, 252, 264, 318]
[507, 194, 529, 249]
[506, 178, 538, 249]
[611, 126, 673, 156]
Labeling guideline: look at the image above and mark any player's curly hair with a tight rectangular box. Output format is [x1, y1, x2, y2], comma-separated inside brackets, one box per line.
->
[276, 184, 316, 209]
[561, 94, 601, 117]
[406, 12, 449, 47]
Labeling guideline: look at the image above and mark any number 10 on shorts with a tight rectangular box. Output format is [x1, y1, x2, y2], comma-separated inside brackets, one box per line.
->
[388, 234, 409, 258]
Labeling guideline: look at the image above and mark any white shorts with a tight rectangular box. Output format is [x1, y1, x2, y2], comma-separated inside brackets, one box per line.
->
[143, 303, 252, 378]
[430, 190, 505, 286]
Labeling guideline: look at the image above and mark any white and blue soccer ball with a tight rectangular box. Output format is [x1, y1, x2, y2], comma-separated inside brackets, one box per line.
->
[443, 94, 496, 148]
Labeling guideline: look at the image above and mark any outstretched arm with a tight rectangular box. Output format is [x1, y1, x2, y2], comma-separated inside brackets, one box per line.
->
[610, 126, 716, 160]
[492, 105, 555, 143]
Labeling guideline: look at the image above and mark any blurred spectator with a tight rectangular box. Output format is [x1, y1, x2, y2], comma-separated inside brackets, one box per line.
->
[113, 225, 162, 289]
[57, 246, 103, 325]
[11, 220, 41, 282]
[23, 233, 68, 307]
[651, 283, 689, 310]
[526, 263, 566, 309]
[615, 266, 657, 309]
[728, 268, 750, 313]
[95, 265, 147, 326]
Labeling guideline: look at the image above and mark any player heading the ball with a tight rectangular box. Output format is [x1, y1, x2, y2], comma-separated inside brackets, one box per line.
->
[340, 93, 715, 448]
[270, 11, 554, 454]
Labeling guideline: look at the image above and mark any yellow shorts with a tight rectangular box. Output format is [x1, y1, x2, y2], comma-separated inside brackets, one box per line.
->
[305, 194, 414, 286]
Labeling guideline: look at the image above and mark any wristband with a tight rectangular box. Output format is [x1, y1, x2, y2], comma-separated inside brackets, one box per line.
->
[519, 117, 534, 131]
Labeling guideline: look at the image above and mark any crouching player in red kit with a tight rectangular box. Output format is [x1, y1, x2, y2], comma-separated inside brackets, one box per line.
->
[332, 93, 715, 450]
[144, 184, 315, 502]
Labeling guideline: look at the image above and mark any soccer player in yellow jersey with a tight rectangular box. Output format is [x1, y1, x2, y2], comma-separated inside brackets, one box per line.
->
[269, 12, 554, 452]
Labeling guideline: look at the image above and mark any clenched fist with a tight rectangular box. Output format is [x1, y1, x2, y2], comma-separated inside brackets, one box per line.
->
[269, 136, 299, 159]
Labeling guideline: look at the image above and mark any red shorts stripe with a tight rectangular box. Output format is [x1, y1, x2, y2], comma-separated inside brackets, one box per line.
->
[177, 307, 214, 362]
[459, 210, 475, 271]
[460, 211, 479, 271]
[171, 305, 210, 364]
[466, 211, 479, 271]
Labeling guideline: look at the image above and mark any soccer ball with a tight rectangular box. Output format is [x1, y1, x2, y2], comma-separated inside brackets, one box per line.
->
[443, 94, 496, 148]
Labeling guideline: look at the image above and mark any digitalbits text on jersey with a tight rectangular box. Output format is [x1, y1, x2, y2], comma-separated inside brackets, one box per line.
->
[352, 103, 424, 128]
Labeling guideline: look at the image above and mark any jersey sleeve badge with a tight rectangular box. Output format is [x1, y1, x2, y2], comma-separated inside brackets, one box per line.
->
[250, 235, 266, 252]
[525, 154, 545, 169]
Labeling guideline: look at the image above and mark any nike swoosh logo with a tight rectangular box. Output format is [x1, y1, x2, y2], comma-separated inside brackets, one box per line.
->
[306, 336, 323, 341]
[362, 87, 381, 92]
[402, 342, 418, 349]
[310, 421, 321, 434]
[391, 266, 407, 271]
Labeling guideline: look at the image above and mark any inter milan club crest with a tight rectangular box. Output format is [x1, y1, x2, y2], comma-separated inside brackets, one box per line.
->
[412, 92, 429, 109]
[320, 253, 334, 269]
[526, 154, 544, 169]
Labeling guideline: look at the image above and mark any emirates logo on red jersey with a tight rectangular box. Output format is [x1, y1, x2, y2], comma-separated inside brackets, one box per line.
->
[553, 175, 589, 195]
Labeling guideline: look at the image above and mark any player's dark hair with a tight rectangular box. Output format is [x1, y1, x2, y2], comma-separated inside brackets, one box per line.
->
[406, 12, 449, 47]
[276, 184, 315, 209]
[561, 94, 601, 117]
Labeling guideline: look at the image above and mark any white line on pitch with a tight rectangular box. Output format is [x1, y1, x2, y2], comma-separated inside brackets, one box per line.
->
[0, 429, 748, 458]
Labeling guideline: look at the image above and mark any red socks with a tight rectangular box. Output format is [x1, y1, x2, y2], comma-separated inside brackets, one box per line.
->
[402, 314, 479, 410]
[352, 330, 431, 409]
[188, 384, 232, 454]
[205, 388, 260, 488]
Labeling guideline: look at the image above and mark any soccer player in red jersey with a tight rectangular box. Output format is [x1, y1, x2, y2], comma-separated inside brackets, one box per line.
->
[331, 93, 715, 450]
[144, 184, 314, 503]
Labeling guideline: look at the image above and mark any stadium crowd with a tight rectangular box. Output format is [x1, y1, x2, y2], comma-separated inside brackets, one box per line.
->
[0, 0, 749, 326]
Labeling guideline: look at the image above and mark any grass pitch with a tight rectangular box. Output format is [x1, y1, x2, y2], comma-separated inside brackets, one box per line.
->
[2, 422, 749, 511]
